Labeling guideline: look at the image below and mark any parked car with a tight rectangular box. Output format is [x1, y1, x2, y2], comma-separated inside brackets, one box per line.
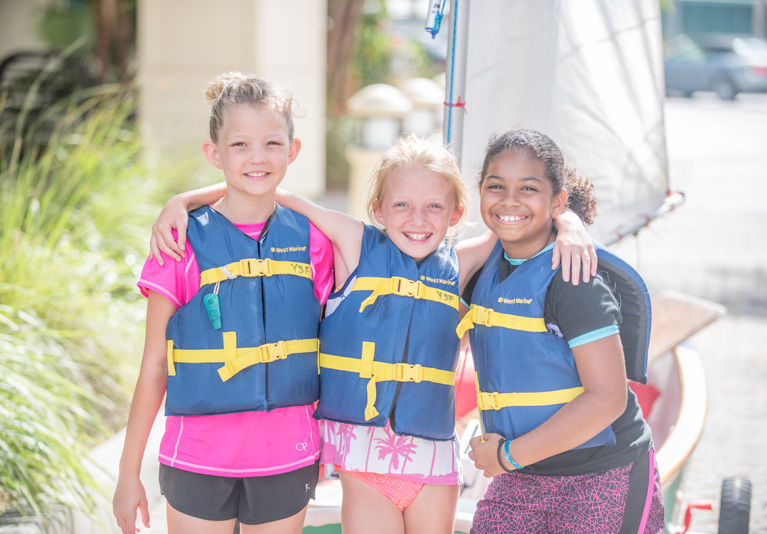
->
[664, 34, 767, 100]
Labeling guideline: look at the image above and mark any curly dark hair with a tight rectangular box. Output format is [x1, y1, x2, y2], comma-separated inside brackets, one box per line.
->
[479, 129, 597, 224]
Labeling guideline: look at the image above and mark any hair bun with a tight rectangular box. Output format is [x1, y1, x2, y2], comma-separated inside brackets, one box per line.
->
[205, 72, 246, 107]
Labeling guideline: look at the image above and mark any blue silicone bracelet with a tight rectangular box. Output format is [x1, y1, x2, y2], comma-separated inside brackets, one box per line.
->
[503, 439, 525, 470]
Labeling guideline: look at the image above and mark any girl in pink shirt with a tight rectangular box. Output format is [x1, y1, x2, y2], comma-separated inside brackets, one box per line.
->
[112, 73, 332, 534]
[137, 222, 331, 477]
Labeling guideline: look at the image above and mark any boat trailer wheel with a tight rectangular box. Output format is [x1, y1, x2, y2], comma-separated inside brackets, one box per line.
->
[718, 476, 751, 534]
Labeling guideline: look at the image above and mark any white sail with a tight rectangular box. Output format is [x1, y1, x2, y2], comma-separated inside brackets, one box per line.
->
[446, 0, 674, 243]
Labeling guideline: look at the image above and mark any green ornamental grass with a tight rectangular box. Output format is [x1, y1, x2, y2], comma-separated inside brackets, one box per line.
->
[0, 78, 197, 522]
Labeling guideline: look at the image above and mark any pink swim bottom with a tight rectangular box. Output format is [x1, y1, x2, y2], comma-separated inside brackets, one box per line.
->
[340, 468, 425, 511]
[471, 450, 665, 533]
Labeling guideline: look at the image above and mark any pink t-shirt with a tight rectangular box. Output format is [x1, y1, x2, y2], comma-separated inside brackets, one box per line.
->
[138, 219, 333, 477]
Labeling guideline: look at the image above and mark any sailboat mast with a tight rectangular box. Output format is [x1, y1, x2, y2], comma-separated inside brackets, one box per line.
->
[442, 0, 470, 164]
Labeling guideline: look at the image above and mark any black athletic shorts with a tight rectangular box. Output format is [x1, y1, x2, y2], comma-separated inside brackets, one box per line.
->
[159, 460, 319, 525]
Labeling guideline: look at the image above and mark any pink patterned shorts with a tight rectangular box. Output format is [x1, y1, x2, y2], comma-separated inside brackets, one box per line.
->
[471, 450, 664, 534]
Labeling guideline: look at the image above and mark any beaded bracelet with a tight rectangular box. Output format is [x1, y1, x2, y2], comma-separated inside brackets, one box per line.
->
[503, 439, 525, 470]
[496, 438, 514, 473]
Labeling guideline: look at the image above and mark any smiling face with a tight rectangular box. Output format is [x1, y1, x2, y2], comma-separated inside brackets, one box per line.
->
[203, 103, 299, 199]
[373, 166, 463, 261]
[480, 149, 566, 259]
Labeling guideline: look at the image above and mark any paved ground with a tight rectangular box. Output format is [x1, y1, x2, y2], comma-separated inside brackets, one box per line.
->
[629, 93, 767, 533]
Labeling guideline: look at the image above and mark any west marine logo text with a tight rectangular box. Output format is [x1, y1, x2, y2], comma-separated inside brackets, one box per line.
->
[420, 275, 457, 287]
[497, 296, 533, 305]
[271, 245, 308, 253]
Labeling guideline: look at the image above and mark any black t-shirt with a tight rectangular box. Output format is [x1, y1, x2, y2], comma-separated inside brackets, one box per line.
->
[462, 249, 653, 475]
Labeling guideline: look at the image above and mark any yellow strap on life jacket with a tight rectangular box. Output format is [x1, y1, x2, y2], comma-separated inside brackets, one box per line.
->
[472, 376, 583, 442]
[352, 276, 459, 312]
[474, 371, 486, 441]
[166, 331, 319, 382]
[199, 258, 312, 287]
[167, 340, 176, 376]
[455, 304, 547, 338]
[319, 342, 455, 422]
[476, 386, 584, 410]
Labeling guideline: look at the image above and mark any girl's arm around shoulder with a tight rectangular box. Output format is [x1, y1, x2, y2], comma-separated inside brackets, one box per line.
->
[309, 222, 335, 305]
[150, 182, 228, 265]
[276, 188, 363, 288]
[552, 209, 598, 285]
[456, 230, 497, 292]
[112, 292, 176, 534]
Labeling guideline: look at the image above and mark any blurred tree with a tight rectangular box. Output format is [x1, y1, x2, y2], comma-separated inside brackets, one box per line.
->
[327, 0, 391, 113]
[326, 0, 392, 189]
[352, 2, 391, 88]
[37, 0, 134, 82]
[38, 1, 93, 51]
[327, 0, 366, 113]
[92, 0, 133, 81]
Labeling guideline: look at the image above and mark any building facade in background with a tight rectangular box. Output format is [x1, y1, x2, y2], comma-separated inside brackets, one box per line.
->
[0, 0, 327, 198]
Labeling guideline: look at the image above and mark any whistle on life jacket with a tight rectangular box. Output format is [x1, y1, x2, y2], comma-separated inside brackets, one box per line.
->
[203, 283, 222, 330]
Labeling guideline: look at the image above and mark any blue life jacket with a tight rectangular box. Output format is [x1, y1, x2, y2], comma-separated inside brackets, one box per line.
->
[316, 226, 460, 440]
[458, 242, 650, 449]
[164, 205, 321, 416]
